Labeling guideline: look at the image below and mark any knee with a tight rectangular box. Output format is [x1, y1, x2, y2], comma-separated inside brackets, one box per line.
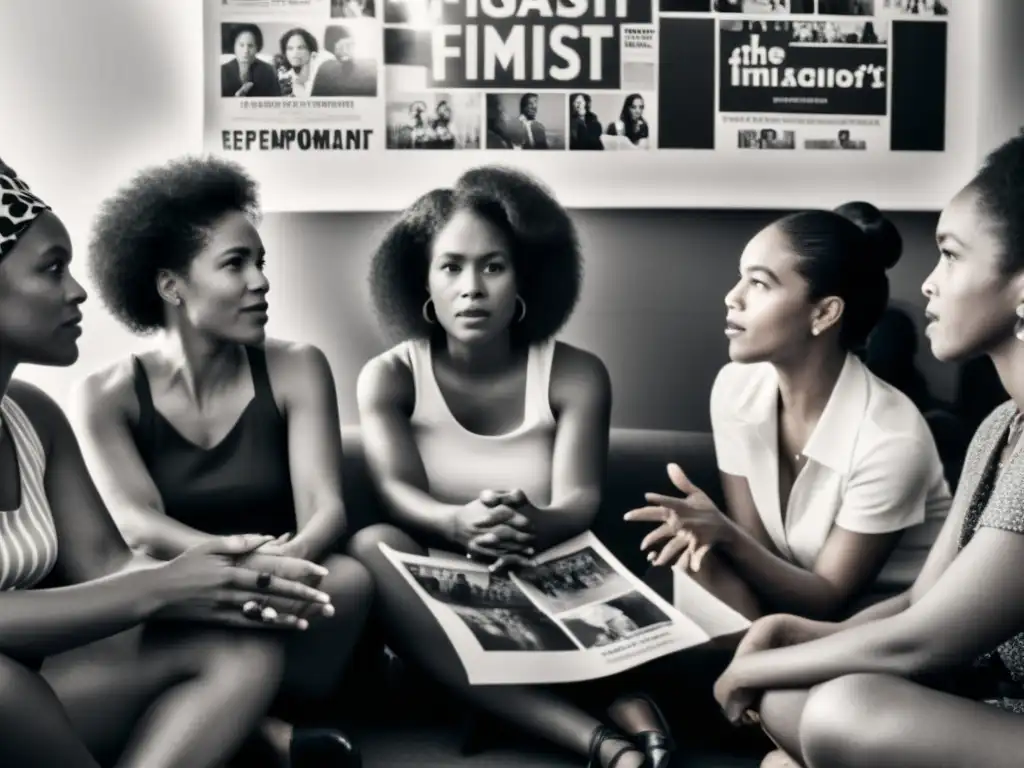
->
[319, 554, 374, 619]
[347, 523, 415, 565]
[757, 688, 796, 735]
[799, 674, 897, 767]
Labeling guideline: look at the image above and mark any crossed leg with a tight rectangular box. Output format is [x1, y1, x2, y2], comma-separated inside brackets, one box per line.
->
[348, 523, 650, 768]
[760, 673, 1024, 768]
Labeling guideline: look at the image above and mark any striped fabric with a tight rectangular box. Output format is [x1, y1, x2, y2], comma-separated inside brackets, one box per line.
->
[0, 396, 58, 591]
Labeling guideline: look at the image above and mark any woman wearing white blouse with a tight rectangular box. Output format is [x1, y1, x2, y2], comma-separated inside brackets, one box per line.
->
[627, 202, 952, 622]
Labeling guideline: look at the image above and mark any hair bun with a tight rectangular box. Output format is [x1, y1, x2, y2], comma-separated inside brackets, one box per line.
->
[834, 201, 902, 271]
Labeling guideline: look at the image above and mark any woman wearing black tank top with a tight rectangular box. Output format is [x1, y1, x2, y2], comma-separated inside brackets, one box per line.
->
[71, 157, 372, 767]
[0, 159, 337, 767]
[349, 166, 674, 768]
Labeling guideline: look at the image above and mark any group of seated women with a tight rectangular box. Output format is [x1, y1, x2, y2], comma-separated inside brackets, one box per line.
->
[2, 131, 1024, 768]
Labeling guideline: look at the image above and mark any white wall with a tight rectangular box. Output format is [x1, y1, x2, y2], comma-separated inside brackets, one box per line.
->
[1, 0, 1020, 412]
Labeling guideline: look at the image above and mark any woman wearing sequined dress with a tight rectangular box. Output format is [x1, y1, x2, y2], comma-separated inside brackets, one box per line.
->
[711, 133, 1024, 768]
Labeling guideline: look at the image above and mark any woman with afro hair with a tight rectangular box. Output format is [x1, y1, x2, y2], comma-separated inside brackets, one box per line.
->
[348, 165, 674, 768]
[71, 155, 372, 767]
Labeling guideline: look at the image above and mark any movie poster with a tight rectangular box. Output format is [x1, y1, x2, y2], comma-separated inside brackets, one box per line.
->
[203, 0, 957, 209]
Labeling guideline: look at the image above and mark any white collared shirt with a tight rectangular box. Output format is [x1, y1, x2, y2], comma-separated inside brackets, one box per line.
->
[710, 354, 952, 591]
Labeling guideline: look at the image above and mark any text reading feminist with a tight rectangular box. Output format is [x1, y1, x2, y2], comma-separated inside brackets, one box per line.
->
[428, 0, 636, 87]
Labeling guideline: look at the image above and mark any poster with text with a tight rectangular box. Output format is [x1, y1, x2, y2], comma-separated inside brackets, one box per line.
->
[203, 0, 963, 211]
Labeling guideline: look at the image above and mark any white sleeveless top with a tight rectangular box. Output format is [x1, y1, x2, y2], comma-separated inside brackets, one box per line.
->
[0, 396, 59, 591]
[403, 338, 558, 506]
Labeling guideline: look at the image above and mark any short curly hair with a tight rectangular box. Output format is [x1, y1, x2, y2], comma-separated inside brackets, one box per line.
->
[368, 165, 582, 345]
[968, 133, 1024, 274]
[88, 155, 260, 334]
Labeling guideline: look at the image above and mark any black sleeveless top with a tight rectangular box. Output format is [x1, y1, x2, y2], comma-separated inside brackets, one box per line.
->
[130, 346, 295, 537]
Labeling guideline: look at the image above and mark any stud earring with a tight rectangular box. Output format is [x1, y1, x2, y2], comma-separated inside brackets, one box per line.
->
[811, 327, 820, 336]
[1015, 304, 1024, 342]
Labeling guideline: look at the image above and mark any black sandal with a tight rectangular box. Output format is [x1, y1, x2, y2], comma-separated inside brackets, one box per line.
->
[588, 724, 647, 768]
[290, 727, 362, 768]
[608, 692, 675, 768]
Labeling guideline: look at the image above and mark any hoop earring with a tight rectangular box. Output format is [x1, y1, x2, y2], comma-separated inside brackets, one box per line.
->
[515, 295, 527, 324]
[1015, 304, 1024, 342]
[422, 298, 437, 325]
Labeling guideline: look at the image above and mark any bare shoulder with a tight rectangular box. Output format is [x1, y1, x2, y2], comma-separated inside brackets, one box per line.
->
[5, 379, 66, 451]
[355, 344, 415, 414]
[70, 357, 139, 423]
[262, 338, 335, 399]
[549, 341, 611, 407]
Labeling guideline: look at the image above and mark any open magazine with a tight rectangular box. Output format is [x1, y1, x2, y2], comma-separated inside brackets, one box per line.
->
[378, 531, 751, 685]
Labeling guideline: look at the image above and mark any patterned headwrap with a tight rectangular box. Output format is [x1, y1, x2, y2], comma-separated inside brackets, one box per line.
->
[0, 158, 51, 260]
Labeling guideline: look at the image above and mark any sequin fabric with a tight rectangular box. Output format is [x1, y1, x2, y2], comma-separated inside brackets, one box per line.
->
[956, 401, 1024, 714]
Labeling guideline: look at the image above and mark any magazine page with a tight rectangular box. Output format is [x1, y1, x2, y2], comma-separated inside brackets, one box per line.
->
[672, 565, 753, 638]
[379, 531, 713, 685]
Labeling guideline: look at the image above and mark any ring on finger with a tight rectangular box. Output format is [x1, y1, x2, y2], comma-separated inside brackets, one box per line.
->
[260, 604, 279, 622]
[241, 599, 263, 620]
[256, 571, 272, 589]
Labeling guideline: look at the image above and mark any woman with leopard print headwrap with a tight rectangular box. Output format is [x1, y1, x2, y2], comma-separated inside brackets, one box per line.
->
[0, 158, 336, 767]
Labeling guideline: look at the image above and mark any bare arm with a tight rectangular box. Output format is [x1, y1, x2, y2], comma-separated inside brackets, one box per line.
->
[727, 525, 1024, 692]
[0, 383, 172, 657]
[69, 365, 217, 560]
[527, 344, 612, 552]
[831, 493, 966, 629]
[275, 343, 347, 562]
[719, 436, 934, 619]
[355, 353, 461, 542]
[721, 525, 903, 620]
[719, 473, 784, 556]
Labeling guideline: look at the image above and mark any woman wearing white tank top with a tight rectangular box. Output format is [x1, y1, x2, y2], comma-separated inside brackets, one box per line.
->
[0, 159, 335, 767]
[350, 167, 672, 768]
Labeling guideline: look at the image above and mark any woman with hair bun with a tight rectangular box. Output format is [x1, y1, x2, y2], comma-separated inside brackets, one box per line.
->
[627, 202, 952, 626]
[708, 130, 1024, 768]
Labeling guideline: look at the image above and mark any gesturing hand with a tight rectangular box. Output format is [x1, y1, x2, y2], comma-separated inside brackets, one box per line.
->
[624, 463, 736, 569]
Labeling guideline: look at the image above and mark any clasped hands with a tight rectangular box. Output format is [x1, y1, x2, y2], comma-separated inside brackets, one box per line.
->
[624, 463, 737, 571]
[453, 489, 539, 573]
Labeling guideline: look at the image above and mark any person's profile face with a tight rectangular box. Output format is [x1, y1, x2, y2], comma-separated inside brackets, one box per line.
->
[234, 31, 258, 62]
[628, 97, 644, 121]
[523, 96, 538, 119]
[921, 185, 1020, 362]
[572, 95, 587, 116]
[172, 211, 270, 346]
[723, 224, 819, 364]
[285, 34, 311, 69]
[0, 211, 86, 368]
[427, 208, 518, 345]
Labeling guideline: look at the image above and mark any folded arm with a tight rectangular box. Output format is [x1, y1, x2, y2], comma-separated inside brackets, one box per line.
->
[727, 523, 1023, 692]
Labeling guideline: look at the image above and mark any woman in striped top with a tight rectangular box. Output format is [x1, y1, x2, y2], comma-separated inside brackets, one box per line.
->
[0, 159, 336, 767]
